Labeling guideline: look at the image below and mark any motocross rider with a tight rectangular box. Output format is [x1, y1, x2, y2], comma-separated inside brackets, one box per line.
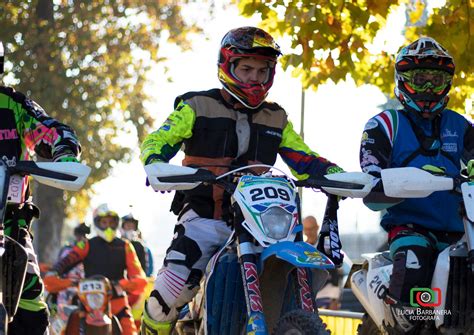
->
[121, 213, 154, 277]
[360, 37, 474, 334]
[0, 40, 81, 335]
[45, 204, 147, 335]
[139, 26, 345, 334]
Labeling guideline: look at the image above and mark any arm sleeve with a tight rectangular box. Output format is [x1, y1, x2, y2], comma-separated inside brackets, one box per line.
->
[145, 246, 154, 276]
[124, 240, 146, 280]
[20, 97, 81, 160]
[279, 121, 341, 180]
[52, 240, 88, 275]
[360, 118, 402, 210]
[140, 100, 195, 165]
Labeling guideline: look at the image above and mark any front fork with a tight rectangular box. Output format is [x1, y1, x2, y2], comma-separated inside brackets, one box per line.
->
[295, 268, 315, 312]
[236, 228, 268, 335]
[234, 220, 315, 334]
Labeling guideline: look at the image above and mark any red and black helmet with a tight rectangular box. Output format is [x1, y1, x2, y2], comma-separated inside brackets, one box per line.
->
[218, 27, 281, 109]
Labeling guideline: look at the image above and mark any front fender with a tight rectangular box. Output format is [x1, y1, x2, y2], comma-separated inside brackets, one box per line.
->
[260, 241, 334, 269]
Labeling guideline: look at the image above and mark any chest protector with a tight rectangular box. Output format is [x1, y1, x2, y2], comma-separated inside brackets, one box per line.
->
[177, 89, 288, 219]
[384, 109, 466, 232]
[83, 237, 127, 280]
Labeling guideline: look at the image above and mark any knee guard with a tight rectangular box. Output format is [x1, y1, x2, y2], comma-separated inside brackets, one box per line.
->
[141, 304, 173, 335]
[147, 265, 201, 323]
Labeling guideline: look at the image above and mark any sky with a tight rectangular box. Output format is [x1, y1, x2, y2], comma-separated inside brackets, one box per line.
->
[89, 3, 411, 266]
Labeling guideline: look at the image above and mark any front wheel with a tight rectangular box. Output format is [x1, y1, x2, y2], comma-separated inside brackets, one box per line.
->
[274, 310, 329, 335]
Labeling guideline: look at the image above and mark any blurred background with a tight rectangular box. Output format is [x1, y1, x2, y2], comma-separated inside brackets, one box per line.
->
[0, 0, 472, 270]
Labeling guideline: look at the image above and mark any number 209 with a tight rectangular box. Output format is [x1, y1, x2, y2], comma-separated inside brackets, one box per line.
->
[250, 187, 290, 201]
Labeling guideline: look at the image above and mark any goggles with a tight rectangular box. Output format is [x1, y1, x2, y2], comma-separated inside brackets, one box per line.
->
[402, 69, 452, 93]
[97, 215, 119, 230]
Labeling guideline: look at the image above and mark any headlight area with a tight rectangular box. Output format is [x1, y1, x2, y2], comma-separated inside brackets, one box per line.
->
[86, 293, 105, 310]
[260, 206, 293, 240]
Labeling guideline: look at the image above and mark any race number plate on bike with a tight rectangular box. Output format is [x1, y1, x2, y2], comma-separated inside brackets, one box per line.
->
[234, 175, 298, 244]
[7, 175, 25, 204]
[79, 280, 105, 293]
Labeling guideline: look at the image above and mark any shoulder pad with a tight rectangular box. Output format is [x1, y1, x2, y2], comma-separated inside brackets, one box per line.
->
[261, 101, 285, 112]
[373, 109, 400, 144]
[174, 89, 222, 109]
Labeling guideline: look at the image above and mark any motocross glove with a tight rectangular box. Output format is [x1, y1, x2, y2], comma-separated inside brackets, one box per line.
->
[44, 273, 74, 293]
[326, 165, 344, 175]
[54, 155, 79, 163]
[324, 165, 345, 201]
[421, 164, 446, 176]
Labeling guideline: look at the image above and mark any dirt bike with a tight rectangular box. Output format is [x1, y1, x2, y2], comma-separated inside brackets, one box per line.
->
[351, 167, 474, 334]
[48, 275, 122, 335]
[0, 159, 90, 335]
[146, 162, 373, 335]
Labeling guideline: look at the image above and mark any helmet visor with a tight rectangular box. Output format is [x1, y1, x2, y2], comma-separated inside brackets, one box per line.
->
[401, 69, 452, 94]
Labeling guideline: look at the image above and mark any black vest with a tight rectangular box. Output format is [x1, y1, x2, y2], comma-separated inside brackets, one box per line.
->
[83, 237, 127, 281]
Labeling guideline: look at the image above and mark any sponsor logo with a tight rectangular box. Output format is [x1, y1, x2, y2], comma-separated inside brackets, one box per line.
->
[264, 130, 282, 138]
[361, 132, 375, 145]
[0, 129, 18, 140]
[364, 119, 378, 131]
[327, 219, 342, 260]
[296, 268, 313, 311]
[441, 143, 457, 153]
[441, 129, 458, 138]
[243, 262, 263, 312]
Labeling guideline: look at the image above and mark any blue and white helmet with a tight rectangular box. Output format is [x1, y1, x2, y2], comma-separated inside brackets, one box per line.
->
[394, 37, 455, 116]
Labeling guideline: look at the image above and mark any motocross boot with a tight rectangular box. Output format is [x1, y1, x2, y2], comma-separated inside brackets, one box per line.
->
[140, 306, 173, 335]
[382, 294, 420, 334]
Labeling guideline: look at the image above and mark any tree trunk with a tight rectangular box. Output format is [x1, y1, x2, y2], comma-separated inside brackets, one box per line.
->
[32, 183, 65, 264]
[30, 0, 64, 266]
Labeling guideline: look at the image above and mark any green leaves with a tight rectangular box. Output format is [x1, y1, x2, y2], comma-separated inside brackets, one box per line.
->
[235, 0, 473, 115]
[0, 0, 198, 217]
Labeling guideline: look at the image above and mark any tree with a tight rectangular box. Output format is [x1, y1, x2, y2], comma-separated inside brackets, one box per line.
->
[237, 0, 473, 115]
[0, 0, 198, 263]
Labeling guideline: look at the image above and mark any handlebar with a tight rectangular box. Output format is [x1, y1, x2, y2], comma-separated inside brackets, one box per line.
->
[157, 170, 366, 191]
